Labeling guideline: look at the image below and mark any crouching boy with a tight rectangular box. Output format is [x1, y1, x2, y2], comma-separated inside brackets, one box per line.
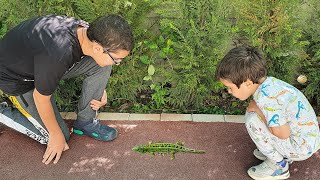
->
[215, 46, 320, 179]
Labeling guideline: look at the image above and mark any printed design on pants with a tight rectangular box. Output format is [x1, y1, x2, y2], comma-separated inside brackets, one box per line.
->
[26, 129, 48, 144]
[9, 96, 49, 142]
[0, 112, 48, 144]
[247, 112, 312, 161]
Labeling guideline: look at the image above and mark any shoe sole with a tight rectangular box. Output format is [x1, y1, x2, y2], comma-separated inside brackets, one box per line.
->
[253, 149, 267, 161]
[254, 154, 267, 161]
[248, 170, 290, 180]
[73, 128, 118, 142]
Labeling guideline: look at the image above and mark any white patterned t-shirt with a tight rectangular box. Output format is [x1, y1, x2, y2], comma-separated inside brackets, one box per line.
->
[253, 76, 320, 154]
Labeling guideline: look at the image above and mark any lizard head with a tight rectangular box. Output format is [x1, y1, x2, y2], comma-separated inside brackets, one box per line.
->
[132, 145, 146, 153]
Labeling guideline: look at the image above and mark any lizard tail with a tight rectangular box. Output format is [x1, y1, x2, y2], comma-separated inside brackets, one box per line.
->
[186, 149, 206, 154]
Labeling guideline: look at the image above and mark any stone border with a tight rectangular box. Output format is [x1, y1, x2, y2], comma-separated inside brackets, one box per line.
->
[60, 112, 320, 124]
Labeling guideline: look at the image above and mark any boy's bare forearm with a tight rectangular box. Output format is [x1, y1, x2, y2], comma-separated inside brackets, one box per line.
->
[247, 100, 273, 133]
[258, 114, 273, 133]
[33, 89, 62, 134]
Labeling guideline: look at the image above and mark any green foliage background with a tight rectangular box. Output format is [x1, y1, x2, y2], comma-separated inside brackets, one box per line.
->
[0, 0, 319, 115]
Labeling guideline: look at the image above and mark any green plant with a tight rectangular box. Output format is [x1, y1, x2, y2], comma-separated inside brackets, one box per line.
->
[0, 0, 319, 115]
[0, 0, 37, 37]
[232, 0, 308, 84]
[301, 55, 320, 114]
[53, 77, 84, 111]
[153, 0, 235, 109]
[297, 0, 320, 115]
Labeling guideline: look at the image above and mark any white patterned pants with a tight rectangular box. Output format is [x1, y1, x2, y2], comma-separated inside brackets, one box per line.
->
[245, 112, 313, 162]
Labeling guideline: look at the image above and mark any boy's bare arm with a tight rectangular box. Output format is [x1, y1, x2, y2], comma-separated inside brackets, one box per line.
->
[247, 100, 269, 128]
[33, 88, 69, 164]
[247, 100, 290, 139]
[270, 124, 291, 139]
[247, 100, 266, 122]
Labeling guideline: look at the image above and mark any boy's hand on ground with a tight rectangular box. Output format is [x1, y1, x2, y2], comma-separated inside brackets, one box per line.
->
[90, 90, 107, 111]
[64, 142, 70, 151]
[42, 132, 68, 165]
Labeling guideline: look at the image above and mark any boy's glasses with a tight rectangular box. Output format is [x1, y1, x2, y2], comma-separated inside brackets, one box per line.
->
[93, 40, 123, 65]
[103, 49, 122, 65]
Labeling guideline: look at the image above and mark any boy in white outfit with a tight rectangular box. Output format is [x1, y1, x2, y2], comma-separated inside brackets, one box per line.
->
[215, 46, 320, 179]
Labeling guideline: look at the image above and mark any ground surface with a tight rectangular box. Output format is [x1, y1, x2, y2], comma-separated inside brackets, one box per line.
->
[0, 120, 319, 180]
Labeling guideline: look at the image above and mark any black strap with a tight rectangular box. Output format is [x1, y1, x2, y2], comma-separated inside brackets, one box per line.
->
[19, 94, 29, 107]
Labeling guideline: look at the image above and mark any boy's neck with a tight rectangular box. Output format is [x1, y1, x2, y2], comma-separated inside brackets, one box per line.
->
[258, 76, 267, 84]
[251, 76, 267, 96]
[77, 27, 92, 56]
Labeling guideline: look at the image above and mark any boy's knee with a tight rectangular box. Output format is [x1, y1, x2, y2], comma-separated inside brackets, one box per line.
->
[245, 111, 259, 125]
[81, 56, 112, 77]
[100, 65, 112, 76]
[65, 133, 71, 142]
[245, 111, 264, 132]
[62, 128, 71, 142]
[89, 65, 112, 81]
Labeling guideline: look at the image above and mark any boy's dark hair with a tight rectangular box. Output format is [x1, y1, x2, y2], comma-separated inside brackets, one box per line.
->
[215, 46, 267, 88]
[87, 14, 134, 52]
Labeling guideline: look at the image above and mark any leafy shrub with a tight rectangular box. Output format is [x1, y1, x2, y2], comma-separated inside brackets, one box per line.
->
[152, 0, 235, 110]
[0, 0, 319, 115]
[299, 0, 320, 115]
[231, 0, 308, 84]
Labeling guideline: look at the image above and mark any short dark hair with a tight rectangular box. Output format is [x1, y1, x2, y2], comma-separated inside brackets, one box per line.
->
[215, 46, 267, 88]
[87, 14, 134, 52]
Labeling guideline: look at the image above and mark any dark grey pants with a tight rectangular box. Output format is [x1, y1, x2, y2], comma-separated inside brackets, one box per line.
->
[0, 56, 112, 144]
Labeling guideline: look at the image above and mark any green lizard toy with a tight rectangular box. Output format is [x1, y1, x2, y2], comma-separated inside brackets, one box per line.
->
[132, 142, 205, 160]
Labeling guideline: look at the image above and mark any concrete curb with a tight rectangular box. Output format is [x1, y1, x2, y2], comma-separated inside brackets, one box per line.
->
[60, 112, 320, 123]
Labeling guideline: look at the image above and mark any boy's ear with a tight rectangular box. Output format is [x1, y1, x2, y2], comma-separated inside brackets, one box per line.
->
[245, 79, 254, 87]
[93, 45, 101, 53]
[91, 41, 103, 53]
